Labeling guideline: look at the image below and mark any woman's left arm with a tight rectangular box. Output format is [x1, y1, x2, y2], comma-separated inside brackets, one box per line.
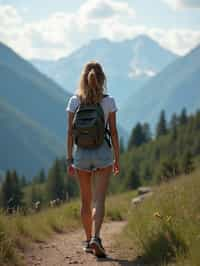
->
[67, 111, 74, 161]
[108, 111, 120, 175]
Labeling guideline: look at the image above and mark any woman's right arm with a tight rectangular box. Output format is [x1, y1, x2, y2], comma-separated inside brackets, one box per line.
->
[67, 111, 74, 160]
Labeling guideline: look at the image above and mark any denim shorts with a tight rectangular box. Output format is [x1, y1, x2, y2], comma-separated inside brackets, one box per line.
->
[73, 140, 113, 171]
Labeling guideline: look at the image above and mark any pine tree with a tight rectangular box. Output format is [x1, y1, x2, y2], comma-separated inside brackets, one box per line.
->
[156, 110, 168, 138]
[11, 170, 23, 208]
[1, 170, 13, 209]
[128, 122, 145, 150]
[142, 122, 152, 143]
[46, 159, 64, 200]
[170, 113, 178, 140]
[179, 107, 187, 125]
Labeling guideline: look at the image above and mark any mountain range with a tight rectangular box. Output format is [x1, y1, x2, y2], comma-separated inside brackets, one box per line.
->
[32, 35, 177, 107]
[32, 34, 200, 135]
[1, 34, 200, 178]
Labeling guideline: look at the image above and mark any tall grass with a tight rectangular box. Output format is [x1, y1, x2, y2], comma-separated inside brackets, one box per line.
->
[116, 169, 200, 266]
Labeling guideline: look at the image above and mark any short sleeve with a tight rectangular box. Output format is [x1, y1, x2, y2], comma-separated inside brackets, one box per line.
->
[65, 96, 79, 113]
[109, 96, 118, 113]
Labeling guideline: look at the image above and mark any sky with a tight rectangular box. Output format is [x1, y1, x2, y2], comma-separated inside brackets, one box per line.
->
[0, 0, 200, 60]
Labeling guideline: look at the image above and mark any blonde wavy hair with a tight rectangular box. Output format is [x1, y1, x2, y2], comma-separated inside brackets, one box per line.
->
[77, 61, 107, 104]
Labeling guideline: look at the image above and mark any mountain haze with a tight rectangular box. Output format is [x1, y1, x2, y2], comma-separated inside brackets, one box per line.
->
[32, 35, 177, 107]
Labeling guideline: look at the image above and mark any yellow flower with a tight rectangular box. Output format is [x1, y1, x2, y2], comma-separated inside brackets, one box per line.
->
[154, 212, 162, 219]
[166, 215, 172, 222]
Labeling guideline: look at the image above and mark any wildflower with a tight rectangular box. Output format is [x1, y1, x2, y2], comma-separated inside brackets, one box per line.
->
[166, 215, 172, 222]
[154, 212, 162, 219]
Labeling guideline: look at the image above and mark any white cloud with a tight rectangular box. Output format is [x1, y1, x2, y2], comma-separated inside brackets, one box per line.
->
[163, 0, 200, 9]
[149, 28, 200, 55]
[0, 5, 22, 26]
[0, 1, 200, 60]
[0, 0, 136, 59]
[80, 0, 135, 20]
[0, 5, 34, 57]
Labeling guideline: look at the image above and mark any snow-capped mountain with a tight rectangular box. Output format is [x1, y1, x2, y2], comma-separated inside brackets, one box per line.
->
[32, 35, 178, 107]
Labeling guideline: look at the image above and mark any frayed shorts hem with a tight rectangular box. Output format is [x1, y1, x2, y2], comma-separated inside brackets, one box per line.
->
[73, 162, 113, 172]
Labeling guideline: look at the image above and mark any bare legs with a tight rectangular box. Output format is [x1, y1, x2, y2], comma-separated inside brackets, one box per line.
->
[76, 170, 92, 241]
[92, 165, 112, 237]
[76, 165, 112, 240]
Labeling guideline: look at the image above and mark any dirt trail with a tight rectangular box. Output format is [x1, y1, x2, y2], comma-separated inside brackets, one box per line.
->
[24, 220, 138, 266]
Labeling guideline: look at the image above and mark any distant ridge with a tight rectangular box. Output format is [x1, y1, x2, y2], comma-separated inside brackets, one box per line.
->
[31, 35, 177, 107]
[0, 42, 67, 102]
[119, 42, 200, 132]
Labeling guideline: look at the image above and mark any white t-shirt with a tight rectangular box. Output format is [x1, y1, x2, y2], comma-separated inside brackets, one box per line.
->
[66, 95, 118, 124]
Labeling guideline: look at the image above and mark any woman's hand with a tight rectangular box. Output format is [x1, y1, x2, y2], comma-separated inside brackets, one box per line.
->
[113, 160, 120, 176]
[67, 164, 75, 176]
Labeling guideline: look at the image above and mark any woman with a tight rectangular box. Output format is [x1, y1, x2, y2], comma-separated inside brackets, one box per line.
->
[66, 61, 120, 258]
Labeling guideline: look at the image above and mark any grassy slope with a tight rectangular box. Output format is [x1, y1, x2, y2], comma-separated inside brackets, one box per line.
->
[115, 169, 200, 266]
[0, 190, 136, 266]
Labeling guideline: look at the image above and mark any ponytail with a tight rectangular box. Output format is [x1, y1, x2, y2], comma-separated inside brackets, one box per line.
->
[78, 61, 106, 104]
[87, 69, 99, 89]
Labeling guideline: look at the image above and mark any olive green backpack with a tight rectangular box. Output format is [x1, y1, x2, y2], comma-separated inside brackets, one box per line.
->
[72, 95, 111, 149]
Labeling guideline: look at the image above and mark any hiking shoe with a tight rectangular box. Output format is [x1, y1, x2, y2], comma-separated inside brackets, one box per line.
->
[83, 240, 93, 253]
[90, 236, 107, 258]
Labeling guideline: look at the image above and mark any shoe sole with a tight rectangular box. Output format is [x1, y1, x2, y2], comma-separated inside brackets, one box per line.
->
[90, 241, 106, 258]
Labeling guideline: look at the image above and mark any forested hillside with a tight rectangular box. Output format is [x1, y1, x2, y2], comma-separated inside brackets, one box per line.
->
[116, 108, 199, 192]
